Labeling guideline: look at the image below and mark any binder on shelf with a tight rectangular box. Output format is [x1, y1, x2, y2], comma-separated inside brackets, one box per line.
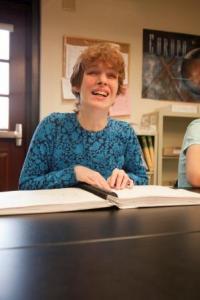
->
[146, 135, 154, 165]
[131, 122, 157, 184]
[139, 135, 153, 172]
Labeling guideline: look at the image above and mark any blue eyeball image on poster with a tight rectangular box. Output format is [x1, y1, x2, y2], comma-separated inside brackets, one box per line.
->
[181, 48, 200, 95]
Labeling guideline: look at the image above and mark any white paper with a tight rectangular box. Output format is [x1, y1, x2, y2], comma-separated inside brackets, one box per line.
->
[62, 44, 87, 100]
[171, 104, 198, 114]
[61, 77, 74, 99]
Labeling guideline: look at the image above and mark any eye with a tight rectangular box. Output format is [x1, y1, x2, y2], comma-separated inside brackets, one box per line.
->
[107, 71, 118, 79]
[86, 68, 99, 76]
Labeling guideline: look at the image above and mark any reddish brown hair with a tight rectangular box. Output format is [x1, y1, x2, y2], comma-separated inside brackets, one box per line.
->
[70, 42, 126, 102]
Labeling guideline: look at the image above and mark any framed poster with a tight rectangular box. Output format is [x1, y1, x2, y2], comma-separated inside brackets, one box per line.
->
[142, 29, 200, 102]
[62, 36, 131, 116]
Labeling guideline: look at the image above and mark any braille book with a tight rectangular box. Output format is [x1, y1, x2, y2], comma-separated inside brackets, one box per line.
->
[1, 184, 200, 215]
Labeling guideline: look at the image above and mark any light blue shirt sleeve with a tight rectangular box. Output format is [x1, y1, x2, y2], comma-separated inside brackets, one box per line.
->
[178, 119, 200, 188]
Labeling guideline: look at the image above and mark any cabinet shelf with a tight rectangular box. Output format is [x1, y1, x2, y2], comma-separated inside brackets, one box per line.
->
[141, 105, 200, 186]
[162, 155, 179, 159]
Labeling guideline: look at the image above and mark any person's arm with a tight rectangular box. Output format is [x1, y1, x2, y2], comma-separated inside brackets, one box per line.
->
[186, 144, 200, 187]
[19, 114, 77, 190]
[74, 165, 111, 190]
[107, 124, 148, 188]
[123, 125, 148, 185]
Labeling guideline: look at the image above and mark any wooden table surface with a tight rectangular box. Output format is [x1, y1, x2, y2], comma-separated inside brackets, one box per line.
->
[1, 205, 200, 299]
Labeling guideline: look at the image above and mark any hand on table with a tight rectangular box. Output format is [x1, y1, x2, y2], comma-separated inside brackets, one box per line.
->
[74, 165, 111, 190]
[107, 168, 134, 190]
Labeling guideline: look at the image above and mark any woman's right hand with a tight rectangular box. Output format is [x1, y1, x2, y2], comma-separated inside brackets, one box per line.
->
[74, 165, 111, 190]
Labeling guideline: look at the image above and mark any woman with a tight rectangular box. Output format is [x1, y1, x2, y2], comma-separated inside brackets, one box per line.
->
[19, 43, 148, 190]
[178, 119, 200, 187]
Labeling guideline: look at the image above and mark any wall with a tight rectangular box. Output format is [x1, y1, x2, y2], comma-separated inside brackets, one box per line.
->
[41, 0, 200, 124]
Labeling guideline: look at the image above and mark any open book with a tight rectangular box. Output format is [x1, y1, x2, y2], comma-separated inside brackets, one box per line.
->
[1, 185, 200, 215]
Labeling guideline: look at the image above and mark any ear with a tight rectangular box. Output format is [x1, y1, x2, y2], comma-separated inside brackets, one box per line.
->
[72, 85, 80, 93]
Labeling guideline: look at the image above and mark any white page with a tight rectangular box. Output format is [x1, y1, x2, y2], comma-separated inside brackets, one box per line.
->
[114, 185, 200, 199]
[112, 185, 200, 209]
[0, 188, 111, 210]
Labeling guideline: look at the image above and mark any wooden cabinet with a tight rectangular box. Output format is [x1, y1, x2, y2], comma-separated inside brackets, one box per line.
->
[141, 106, 200, 186]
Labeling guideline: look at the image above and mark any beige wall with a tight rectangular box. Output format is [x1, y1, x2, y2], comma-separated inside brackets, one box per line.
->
[41, 0, 200, 123]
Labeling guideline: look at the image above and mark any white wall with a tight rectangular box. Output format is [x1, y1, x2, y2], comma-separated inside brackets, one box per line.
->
[41, 0, 200, 123]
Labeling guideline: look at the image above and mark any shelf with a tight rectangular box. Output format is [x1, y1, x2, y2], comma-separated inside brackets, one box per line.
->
[162, 156, 179, 160]
[147, 171, 154, 175]
[141, 106, 200, 185]
[131, 124, 156, 136]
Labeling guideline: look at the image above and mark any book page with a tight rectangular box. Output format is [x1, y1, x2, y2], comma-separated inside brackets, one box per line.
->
[2, 185, 200, 215]
[113, 185, 200, 209]
[114, 185, 200, 199]
[0, 188, 112, 215]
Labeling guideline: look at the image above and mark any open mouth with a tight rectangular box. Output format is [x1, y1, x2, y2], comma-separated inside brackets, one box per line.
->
[91, 90, 109, 97]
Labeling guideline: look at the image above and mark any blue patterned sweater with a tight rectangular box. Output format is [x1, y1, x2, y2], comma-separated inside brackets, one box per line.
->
[19, 113, 148, 189]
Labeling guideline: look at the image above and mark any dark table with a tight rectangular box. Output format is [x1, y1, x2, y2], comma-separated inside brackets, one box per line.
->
[1, 205, 200, 299]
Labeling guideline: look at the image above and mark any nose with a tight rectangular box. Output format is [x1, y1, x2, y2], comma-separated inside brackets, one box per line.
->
[97, 72, 108, 85]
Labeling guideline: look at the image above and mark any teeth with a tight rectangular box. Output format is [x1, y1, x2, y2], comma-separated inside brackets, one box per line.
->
[92, 91, 108, 97]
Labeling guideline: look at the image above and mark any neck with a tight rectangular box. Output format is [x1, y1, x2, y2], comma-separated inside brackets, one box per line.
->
[77, 108, 109, 131]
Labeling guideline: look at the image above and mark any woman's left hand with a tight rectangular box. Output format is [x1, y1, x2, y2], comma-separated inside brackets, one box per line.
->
[107, 168, 134, 190]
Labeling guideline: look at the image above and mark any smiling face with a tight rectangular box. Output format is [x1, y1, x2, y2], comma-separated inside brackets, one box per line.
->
[76, 62, 119, 111]
[70, 43, 125, 111]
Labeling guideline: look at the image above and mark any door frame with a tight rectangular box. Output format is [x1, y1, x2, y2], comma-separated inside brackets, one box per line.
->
[0, 0, 40, 190]
[25, 0, 40, 146]
[0, 0, 40, 146]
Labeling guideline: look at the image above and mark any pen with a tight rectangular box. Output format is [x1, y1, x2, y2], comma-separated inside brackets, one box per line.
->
[75, 182, 119, 204]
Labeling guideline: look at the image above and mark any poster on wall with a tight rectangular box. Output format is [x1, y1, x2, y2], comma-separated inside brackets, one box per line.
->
[142, 29, 200, 102]
[62, 36, 131, 116]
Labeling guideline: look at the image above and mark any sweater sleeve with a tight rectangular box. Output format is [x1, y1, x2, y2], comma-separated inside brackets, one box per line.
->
[123, 125, 148, 185]
[19, 114, 77, 190]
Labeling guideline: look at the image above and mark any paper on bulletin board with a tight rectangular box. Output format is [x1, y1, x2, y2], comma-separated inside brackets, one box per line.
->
[109, 86, 131, 116]
[62, 44, 87, 99]
[62, 77, 73, 99]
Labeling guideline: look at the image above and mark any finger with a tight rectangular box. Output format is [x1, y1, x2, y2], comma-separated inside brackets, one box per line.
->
[120, 175, 129, 189]
[90, 174, 111, 191]
[106, 177, 113, 190]
[95, 181, 111, 191]
[126, 179, 134, 188]
[93, 175, 111, 190]
[83, 177, 98, 186]
[115, 171, 126, 189]
[107, 176, 111, 184]
[109, 168, 119, 188]
[78, 170, 102, 186]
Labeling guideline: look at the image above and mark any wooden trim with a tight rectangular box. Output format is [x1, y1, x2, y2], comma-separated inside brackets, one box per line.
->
[25, 0, 40, 146]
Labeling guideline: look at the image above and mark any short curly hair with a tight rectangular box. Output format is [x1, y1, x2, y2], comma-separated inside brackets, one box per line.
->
[70, 42, 126, 108]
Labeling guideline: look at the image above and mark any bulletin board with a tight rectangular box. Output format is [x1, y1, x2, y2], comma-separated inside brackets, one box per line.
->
[62, 36, 131, 116]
